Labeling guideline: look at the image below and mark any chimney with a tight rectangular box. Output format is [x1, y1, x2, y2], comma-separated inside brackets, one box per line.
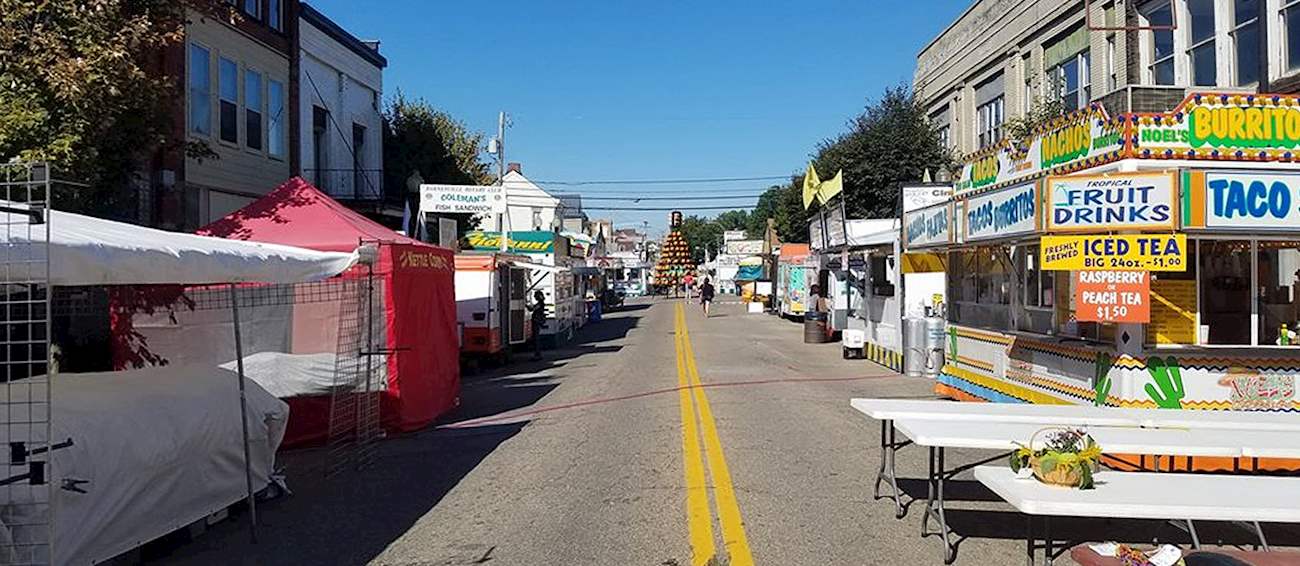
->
[507, 162, 521, 174]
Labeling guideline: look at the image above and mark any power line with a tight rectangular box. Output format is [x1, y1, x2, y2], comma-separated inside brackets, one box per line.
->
[582, 205, 757, 211]
[533, 175, 789, 186]
[576, 195, 758, 201]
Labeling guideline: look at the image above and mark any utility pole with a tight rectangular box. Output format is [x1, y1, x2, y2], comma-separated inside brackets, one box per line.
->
[494, 111, 509, 252]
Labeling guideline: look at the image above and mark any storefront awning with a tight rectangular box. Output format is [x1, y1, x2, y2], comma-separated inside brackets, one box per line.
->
[509, 260, 564, 274]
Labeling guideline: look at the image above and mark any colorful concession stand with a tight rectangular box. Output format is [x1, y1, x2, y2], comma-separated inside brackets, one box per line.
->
[915, 93, 1300, 469]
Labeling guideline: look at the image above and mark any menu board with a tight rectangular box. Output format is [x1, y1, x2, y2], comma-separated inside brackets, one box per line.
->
[1148, 279, 1196, 345]
[1074, 271, 1150, 323]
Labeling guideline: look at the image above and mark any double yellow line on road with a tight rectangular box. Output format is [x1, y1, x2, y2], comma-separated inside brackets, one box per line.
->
[674, 302, 754, 566]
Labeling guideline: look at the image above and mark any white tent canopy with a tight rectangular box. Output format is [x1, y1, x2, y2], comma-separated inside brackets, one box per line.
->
[1, 204, 358, 286]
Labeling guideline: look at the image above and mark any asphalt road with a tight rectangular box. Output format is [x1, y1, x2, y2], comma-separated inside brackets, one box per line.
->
[156, 298, 1298, 565]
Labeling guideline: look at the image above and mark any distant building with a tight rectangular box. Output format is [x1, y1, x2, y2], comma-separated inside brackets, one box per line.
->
[164, 0, 298, 229]
[555, 194, 587, 234]
[486, 163, 561, 232]
[916, 0, 1300, 159]
[298, 2, 388, 215]
[611, 228, 647, 254]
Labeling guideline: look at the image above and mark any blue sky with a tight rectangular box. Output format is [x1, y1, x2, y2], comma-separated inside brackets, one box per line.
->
[308, 0, 972, 236]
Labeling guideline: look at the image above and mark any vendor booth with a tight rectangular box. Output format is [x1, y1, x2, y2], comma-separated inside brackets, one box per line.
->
[454, 253, 530, 357]
[462, 230, 581, 345]
[777, 244, 815, 318]
[0, 194, 358, 565]
[199, 178, 459, 442]
[922, 94, 1300, 471]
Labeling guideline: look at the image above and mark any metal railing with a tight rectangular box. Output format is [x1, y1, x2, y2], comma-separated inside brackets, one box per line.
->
[305, 168, 384, 201]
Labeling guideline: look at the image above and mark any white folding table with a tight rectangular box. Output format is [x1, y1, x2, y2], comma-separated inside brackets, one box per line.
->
[851, 398, 1300, 564]
[975, 466, 1300, 565]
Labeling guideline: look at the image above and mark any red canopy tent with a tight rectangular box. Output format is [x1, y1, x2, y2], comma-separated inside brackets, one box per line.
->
[199, 177, 459, 445]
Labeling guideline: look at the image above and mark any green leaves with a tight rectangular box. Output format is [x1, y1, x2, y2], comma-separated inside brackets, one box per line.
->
[1, 0, 189, 216]
[1078, 463, 1095, 490]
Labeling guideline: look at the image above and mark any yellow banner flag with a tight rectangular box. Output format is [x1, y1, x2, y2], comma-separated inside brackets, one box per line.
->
[819, 169, 843, 202]
[802, 164, 821, 209]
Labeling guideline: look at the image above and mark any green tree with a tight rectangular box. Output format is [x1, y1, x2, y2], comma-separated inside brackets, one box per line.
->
[713, 209, 751, 234]
[746, 180, 808, 244]
[382, 93, 493, 233]
[0, 0, 215, 218]
[678, 214, 723, 264]
[812, 84, 952, 219]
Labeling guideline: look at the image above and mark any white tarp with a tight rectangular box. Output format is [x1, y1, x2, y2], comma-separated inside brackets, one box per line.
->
[0, 366, 288, 565]
[1, 204, 358, 286]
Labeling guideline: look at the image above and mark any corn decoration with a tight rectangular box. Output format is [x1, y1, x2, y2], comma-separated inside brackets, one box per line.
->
[653, 211, 696, 288]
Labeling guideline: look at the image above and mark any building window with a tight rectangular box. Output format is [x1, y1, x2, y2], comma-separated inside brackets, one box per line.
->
[1142, 1, 1176, 84]
[188, 44, 211, 135]
[1232, 0, 1260, 85]
[218, 57, 238, 143]
[1187, 0, 1217, 86]
[1106, 35, 1118, 91]
[1287, 0, 1300, 71]
[977, 95, 1004, 148]
[1022, 245, 1054, 309]
[312, 106, 329, 188]
[268, 0, 282, 31]
[268, 79, 285, 158]
[929, 105, 951, 149]
[352, 123, 367, 197]
[244, 69, 263, 151]
[1021, 53, 1034, 114]
[1050, 52, 1090, 110]
[243, 0, 260, 20]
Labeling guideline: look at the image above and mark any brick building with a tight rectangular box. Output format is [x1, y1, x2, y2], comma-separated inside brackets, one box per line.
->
[916, 0, 1300, 159]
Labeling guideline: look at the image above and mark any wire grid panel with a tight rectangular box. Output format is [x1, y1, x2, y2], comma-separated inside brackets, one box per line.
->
[0, 163, 53, 565]
[327, 274, 384, 476]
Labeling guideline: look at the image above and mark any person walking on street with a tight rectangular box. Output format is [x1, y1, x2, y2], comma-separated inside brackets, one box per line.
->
[530, 290, 547, 360]
[699, 277, 715, 317]
[809, 284, 829, 313]
[683, 273, 695, 300]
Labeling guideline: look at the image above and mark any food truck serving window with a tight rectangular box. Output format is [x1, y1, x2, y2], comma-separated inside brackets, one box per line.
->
[870, 255, 895, 296]
[947, 248, 1011, 328]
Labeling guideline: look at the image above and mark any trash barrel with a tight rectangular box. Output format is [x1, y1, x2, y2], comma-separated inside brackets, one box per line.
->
[903, 317, 926, 378]
[803, 311, 829, 344]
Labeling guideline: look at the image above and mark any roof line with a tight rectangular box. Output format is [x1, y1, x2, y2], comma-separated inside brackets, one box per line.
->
[300, 2, 388, 69]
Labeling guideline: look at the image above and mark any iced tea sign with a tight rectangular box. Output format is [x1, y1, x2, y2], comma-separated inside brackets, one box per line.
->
[1046, 172, 1176, 233]
[1074, 270, 1150, 324]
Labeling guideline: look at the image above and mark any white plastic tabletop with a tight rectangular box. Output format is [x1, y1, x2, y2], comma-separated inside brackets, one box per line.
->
[975, 466, 1300, 523]
[893, 418, 1300, 459]
[850, 398, 1145, 427]
[851, 398, 1300, 432]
